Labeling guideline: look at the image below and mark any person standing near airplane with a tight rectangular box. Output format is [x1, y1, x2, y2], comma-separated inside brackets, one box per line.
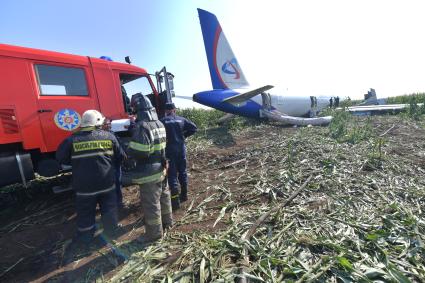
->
[56, 110, 125, 246]
[125, 94, 173, 243]
[160, 102, 197, 210]
[335, 96, 340, 108]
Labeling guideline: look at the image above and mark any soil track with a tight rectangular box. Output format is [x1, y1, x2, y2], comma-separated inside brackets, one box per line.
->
[0, 125, 280, 282]
[0, 117, 423, 282]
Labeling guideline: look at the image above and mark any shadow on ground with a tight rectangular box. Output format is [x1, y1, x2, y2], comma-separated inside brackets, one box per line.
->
[197, 126, 236, 147]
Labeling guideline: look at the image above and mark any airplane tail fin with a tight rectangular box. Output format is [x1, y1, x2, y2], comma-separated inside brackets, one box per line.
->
[359, 88, 378, 106]
[197, 8, 249, 90]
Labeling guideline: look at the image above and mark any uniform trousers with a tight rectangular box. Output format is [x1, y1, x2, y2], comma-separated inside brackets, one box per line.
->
[139, 179, 173, 242]
[167, 150, 188, 196]
[75, 189, 118, 242]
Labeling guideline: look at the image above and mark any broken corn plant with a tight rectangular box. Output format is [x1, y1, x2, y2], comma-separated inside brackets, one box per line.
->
[109, 116, 425, 282]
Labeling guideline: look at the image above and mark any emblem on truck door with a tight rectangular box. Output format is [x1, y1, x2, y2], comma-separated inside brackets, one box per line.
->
[54, 109, 81, 131]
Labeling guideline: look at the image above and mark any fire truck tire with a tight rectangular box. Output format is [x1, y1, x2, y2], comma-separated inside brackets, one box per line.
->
[0, 152, 34, 187]
[37, 159, 61, 177]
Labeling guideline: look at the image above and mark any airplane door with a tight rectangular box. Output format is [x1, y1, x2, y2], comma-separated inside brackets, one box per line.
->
[278, 96, 284, 105]
[34, 63, 98, 152]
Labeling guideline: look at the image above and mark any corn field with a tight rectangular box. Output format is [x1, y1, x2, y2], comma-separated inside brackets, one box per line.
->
[107, 114, 425, 282]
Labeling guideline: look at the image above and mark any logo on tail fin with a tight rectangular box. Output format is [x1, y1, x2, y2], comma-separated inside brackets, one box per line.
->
[221, 58, 241, 79]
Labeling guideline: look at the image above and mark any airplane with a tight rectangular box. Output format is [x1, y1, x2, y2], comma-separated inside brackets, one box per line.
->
[190, 8, 333, 126]
[345, 88, 423, 115]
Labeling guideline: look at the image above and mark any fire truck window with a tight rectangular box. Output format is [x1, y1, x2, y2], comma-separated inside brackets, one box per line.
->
[35, 65, 88, 96]
[120, 75, 153, 97]
[120, 74, 154, 112]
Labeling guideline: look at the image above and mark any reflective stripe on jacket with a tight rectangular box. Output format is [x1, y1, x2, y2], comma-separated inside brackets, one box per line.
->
[56, 128, 125, 195]
[126, 120, 167, 184]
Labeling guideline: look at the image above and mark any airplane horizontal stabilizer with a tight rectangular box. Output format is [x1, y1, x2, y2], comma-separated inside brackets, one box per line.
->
[222, 85, 274, 105]
[261, 109, 333, 126]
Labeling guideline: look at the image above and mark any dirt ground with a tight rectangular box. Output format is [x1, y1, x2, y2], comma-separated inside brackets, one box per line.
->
[0, 125, 277, 282]
[0, 116, 423, 282]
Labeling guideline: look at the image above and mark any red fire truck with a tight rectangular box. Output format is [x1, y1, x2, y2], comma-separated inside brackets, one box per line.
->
[0, 44, 174, 187]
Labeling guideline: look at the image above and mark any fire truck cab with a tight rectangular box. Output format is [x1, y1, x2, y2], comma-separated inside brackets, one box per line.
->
[0, 44, 173, 187]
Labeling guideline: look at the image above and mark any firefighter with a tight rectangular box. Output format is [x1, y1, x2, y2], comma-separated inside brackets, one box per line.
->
[124, 93, 173, 243]
[56, 110, 125, 245]
[160, 102, 197, 210]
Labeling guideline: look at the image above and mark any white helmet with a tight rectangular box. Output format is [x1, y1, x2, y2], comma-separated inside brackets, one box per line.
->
[80, 110, 105, 127]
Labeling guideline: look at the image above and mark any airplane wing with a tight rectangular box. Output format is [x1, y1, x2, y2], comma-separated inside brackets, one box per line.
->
[222, 85, 274, 105]
[261, 109, 333, 126]
[346, 103, 423, 115]
[174, 95, 193, 100]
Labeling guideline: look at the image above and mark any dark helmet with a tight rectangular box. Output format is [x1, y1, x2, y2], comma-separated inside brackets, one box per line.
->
[165, 102, 176, 110]
[131, 93, 158, 121]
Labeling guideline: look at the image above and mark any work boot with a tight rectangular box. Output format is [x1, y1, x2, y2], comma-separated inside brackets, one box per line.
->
[162, 214, 173, 231]
[163, 221, 173, 231]
[102, 223, 123, 240]
[62, 237, 90, 265]
[171, 197, 180, 211]
[136, 234, 161, 248]
[102, 211, 118, 238]
[180, 185, 188, 203]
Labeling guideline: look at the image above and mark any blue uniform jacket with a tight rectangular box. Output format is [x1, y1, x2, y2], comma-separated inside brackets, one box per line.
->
[160, 114, 197, 155]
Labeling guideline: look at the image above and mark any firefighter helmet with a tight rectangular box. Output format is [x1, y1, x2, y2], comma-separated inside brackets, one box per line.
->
[80, 109, 105, 127]
[131, 93, 158, 121]
[165, 102, 176, 110]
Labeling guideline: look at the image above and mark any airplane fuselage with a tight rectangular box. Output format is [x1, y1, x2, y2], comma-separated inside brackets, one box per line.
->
[193, 90, 330, 118]
[194, 9, 332, 124]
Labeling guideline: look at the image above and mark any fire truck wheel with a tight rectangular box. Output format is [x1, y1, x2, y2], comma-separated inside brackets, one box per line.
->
[37, 159, 61, 177]
[0, 152, 34, 187]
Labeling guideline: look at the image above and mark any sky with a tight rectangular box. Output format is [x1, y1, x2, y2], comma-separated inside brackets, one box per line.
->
[1, 0, 425, 108]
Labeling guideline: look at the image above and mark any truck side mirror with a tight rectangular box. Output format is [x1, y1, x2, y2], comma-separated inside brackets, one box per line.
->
[167, 73, 174, 91]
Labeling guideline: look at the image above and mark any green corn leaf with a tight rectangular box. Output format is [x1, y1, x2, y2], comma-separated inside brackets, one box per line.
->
[337, 257, 354, 271]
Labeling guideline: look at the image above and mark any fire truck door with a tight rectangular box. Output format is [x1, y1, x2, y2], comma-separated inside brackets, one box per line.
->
[34, 64, 98, 152]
